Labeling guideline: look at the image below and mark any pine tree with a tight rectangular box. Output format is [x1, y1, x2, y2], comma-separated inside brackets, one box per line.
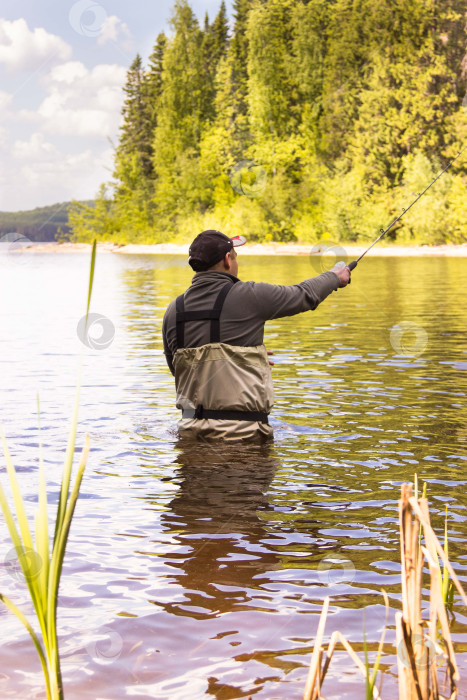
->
[116, 54, 153, 179]
[112, 53, 159, 238]
[229, 0, 250, 120]
[211, 1, 229, 65]
[290, 0, 329, 130]
[201, 11, 213, 66]
[247, 0, 296, 144]
[201, 3, 229, 121]
[438, 0, 467, 100]
[201, 12, 216, 120]
[197, 0, 251, 198]
[145, 33, 167, 125]
[152, 0, 210, 221]
[154, 1, 206, 153]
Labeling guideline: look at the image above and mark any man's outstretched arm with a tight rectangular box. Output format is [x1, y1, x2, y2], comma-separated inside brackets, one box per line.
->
[250, 264, 350, 321]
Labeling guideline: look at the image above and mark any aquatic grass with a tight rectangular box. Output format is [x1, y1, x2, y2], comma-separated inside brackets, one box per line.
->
[414, 472, 427, 550]
[304, 482, 467, 700]
[441, 506, 455, 611]
[415, 475, 453, 611]
[363, 591, 389, 700]
[0, 240, 96, 699]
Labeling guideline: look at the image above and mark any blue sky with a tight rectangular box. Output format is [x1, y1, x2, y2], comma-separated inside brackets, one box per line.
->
[0, 0, 232, 211]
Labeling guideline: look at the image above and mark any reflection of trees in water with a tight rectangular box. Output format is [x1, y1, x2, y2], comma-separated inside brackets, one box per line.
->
[120, 261, 191, 341]
[118, 263, 192, 421]
[157, 438, 284, 616]
[120, 266, 161, 350]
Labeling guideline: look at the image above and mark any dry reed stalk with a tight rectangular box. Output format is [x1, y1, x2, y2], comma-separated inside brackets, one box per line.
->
[303, 597, 329, 700]
[303, 610, 384, 700]
[397, 483, 467, 700]
[423, 545, 458, 698]
[409, 496, 467, 607]
[303, 626, 384, 700]
[399, 482, 428, 699]
[303, 482, 466, 700]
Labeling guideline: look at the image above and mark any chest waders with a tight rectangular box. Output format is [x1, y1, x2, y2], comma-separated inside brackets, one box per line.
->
[174, 281, 272, 426]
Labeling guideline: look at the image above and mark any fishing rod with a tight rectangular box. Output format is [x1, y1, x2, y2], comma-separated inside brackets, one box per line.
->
[345, 145, 467, 272]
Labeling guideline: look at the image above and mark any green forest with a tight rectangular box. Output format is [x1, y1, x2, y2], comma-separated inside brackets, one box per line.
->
[0, 202, 85, 241]
[70, 0, 467, 246]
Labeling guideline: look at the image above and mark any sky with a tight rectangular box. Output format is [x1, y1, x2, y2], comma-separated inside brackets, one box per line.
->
[0, 0, 232, 212]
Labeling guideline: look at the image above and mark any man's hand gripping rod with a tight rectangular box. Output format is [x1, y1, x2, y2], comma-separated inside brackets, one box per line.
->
[346, 145, 466, 272]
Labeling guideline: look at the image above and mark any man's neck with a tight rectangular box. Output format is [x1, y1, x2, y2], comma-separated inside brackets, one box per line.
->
[193, 270, 239, 281]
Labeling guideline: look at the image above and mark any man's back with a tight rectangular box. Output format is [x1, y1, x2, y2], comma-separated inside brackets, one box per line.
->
[163, 268, 340, 375]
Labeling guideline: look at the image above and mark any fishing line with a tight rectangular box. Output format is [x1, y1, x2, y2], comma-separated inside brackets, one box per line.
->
[346, 145, 467, 271]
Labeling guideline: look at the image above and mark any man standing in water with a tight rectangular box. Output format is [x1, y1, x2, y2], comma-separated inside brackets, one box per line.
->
[162, 230, 350, 440]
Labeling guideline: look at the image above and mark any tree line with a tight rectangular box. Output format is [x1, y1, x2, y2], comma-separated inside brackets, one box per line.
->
[0, 202, 78, 241]
[70, 0, 467, 245]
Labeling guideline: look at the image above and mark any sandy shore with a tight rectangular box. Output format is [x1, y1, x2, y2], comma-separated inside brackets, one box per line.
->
[11, 241, 467, 256]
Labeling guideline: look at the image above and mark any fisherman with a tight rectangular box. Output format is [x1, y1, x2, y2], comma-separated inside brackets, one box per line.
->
[162, 230, 351, 441]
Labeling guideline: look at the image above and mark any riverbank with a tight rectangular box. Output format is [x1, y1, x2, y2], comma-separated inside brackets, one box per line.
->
[10, 241, 467, 256]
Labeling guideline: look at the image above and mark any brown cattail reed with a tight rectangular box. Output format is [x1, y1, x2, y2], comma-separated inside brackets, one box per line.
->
[303, 482, 467, 700]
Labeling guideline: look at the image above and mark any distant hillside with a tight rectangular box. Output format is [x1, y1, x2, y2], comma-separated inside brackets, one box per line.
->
[0, 201, 94, 242]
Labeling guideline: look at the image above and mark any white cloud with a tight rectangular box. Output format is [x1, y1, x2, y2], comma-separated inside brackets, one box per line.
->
[0, 140, 115, 210]
[0, 89, 12, 112]
[19, 148, 106, 186]
[0, 91, 14, 130]
[12, 133, 58, 161]
[97, 15, 132, 47]
[0, 18, 71, 72]
[22, 61, 126, 138]
[0, 24, 127, 210]
[47, 61, 88, 84]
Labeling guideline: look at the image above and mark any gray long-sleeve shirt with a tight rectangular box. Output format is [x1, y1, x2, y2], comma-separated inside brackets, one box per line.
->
[162, 269, 340, 375]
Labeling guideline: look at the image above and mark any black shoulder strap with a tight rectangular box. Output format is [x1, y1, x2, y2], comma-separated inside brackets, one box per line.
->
[209, 282, 234, 343]
[175, 293, 186, 349]
[175, 280, 237, 349]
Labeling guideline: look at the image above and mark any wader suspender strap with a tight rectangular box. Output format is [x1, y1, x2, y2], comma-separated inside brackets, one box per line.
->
[175, 280, 269, 425]
[175, 280, 236, 349]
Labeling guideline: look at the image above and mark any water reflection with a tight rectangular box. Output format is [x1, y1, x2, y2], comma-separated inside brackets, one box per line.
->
[156, 438, 282, 616]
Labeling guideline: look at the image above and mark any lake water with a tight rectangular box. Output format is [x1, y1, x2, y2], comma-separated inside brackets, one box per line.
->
[0, 251, 466, 699]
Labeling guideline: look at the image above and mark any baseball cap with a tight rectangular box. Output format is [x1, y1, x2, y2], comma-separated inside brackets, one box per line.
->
[188, 230, 246, 271]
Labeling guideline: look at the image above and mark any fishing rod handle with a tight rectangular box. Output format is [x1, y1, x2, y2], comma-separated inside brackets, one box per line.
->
[348, 260, 358, 271]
